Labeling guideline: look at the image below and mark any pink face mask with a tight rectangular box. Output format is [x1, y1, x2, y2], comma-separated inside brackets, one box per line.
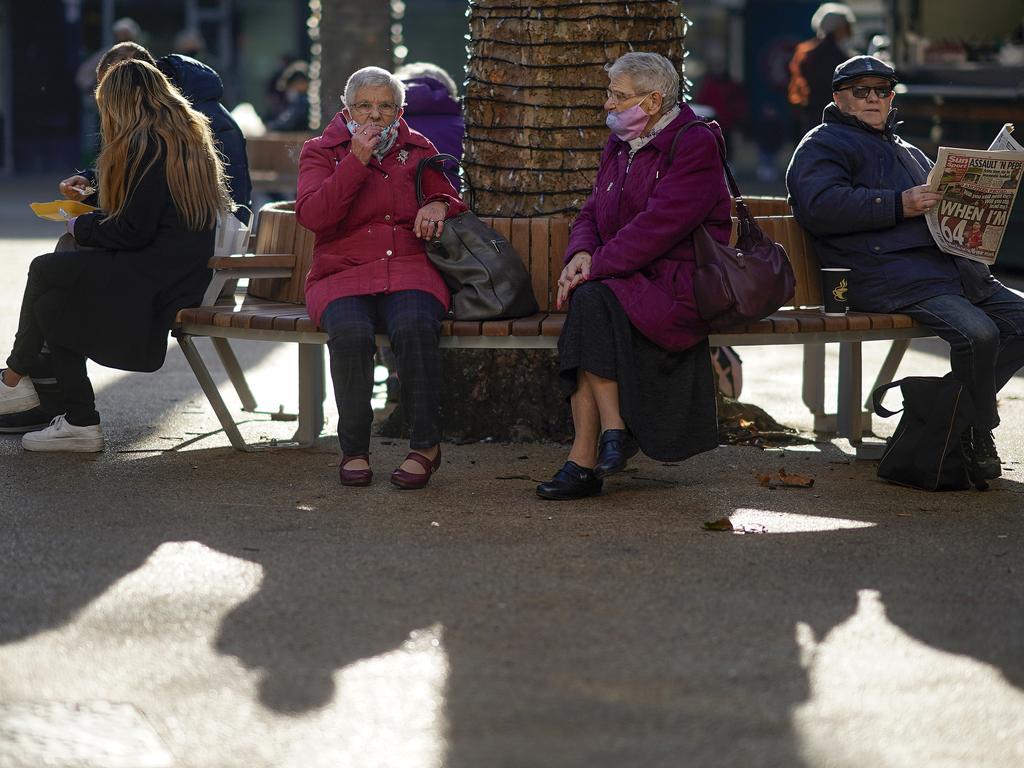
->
[605, 93, 654, 141]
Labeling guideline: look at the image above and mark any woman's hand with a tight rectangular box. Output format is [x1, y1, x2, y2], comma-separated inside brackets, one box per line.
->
[350, 123, 382, 165]
[414, 201, 448, 240]
[556, 251, 592, 309]
[59, 175, 93, 201]
[902, 185, 943, 217]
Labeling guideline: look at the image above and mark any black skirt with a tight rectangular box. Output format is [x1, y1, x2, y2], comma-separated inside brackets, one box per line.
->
[557, 281, 718, 462]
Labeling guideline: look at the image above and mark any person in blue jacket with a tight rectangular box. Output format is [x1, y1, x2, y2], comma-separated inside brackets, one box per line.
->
[786, 55, 1024, 480]
[0, 42, 252, 435]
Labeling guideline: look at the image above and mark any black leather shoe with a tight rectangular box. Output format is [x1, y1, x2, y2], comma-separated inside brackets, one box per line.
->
[536, 461, 603, 500]
[594, 429, 639, 478]
[972, 428, 1002, 479]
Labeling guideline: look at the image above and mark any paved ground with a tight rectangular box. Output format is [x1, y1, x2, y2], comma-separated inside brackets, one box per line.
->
[1, 176, 1023, 767]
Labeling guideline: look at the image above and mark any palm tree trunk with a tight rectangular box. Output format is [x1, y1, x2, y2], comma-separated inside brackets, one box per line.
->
[463, 0, 690, 217]
[310, 0, 396, 130]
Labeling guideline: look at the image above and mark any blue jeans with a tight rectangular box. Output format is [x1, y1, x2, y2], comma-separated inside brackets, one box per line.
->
[900, 286, 1024, 430]
[319, 290, 444, 456]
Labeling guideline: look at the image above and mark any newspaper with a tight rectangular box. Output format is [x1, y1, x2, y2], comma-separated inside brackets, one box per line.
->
[925, 124, 1024, 265]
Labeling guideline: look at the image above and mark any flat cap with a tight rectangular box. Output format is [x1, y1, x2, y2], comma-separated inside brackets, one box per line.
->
[832, 55, 897, 90]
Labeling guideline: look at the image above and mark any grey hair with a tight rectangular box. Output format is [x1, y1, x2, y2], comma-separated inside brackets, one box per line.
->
[394, 61, 458, 98]
[605, 52, 679, 107]
[342, 66, 406, 108]
[812, 3, 856, 37]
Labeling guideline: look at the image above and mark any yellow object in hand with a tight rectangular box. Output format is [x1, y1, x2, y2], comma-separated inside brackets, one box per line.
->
[29, 199, 99, 222]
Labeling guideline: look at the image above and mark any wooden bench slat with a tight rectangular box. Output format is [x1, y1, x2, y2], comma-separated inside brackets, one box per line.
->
[511, 313, 546, 336]
[482, 319, 513, 336]
[451, 320, 483, 336]
[208, 252, 296, 269]
[529, 217, 551, 313]
[548, 218, 570, 313]
[541, 314, 565, 336]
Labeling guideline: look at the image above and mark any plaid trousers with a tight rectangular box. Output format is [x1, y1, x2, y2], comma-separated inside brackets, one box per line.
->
[320, 290, 445, 455]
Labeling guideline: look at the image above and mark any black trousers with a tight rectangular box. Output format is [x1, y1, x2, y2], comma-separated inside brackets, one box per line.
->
[320, 290, 444, 456]
[6, 250, 100, 426]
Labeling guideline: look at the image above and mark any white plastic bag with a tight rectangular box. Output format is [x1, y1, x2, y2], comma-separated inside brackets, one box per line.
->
[214, 208, 251, 258]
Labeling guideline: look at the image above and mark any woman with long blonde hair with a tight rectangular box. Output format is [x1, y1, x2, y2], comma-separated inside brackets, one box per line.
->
[0, 59, 232, 452]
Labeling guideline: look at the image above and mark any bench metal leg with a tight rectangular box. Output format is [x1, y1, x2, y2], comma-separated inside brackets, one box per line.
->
[864, 339, 910, 411]
[176, 334, 253, 451]
[210, 337, 258, 412]
[802, 343, 832, 432]
[837, 341, 867, 444]
[292, 343, 325, 447]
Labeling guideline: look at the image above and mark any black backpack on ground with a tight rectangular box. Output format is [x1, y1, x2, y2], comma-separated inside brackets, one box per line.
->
[872, 376, 989, 492]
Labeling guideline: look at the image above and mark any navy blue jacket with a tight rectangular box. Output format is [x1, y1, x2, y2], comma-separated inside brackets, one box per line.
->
[786, 103, 997, 312]
[157, 55, 252, 216]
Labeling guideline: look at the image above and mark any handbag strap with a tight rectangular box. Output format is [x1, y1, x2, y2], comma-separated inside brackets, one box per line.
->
[668, 119, 755, 234]
[415, 153, 474, 209]
[871, 379, 905, 418]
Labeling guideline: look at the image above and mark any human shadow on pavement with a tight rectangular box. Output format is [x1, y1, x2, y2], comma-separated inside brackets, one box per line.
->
[5, 431, 1022, 766]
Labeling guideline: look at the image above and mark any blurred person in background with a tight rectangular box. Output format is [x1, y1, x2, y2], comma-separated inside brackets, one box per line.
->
[693, 45, 747, 155]
[265, 61, 311, 132]
[788, 3, 856, 138]
[76, 17, 142, 163]
[394, 62, 463, 188]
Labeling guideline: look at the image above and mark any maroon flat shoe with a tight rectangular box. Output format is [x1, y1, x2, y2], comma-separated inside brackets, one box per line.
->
[390, 448, 441, 490]
[339, 453, 372, 486]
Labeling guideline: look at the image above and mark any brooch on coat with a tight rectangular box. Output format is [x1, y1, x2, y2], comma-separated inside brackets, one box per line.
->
[397, 149, 409, 165]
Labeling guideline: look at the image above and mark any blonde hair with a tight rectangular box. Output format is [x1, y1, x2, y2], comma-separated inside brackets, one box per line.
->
[95, 59, 232, 231]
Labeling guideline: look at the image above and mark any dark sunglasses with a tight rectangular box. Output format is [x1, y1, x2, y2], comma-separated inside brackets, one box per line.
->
[838, 85, 894, 99]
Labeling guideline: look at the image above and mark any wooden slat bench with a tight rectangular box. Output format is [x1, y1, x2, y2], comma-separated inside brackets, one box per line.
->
[174, 201, 934, 455]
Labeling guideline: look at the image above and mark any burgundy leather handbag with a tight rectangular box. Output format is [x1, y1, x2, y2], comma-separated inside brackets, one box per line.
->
[669, 120, 796, 330]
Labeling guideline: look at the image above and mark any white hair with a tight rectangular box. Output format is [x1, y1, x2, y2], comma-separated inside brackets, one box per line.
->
[605, 52, 679, 107]
[812, 3, 856, 37]
[394, 61, 458, 99]
[342, 66, 406, 108]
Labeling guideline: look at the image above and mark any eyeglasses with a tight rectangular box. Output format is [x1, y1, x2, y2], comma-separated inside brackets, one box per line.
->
[838, 85, 894, 99]
[350, 101, 399, 116]
[605, 89, 652, 105]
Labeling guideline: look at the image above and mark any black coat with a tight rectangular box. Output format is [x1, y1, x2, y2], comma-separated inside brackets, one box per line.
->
[51, 146, 214, 372]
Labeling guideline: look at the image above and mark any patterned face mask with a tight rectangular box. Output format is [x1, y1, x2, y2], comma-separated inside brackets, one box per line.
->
[346, 118, 401, 160]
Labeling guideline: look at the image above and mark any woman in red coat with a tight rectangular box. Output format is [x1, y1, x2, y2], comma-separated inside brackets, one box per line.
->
[296, 66, 466, 490]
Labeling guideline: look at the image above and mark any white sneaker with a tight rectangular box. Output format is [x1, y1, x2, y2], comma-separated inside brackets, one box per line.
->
[22, 414, 104, 452]
[0, 372, 40, 415]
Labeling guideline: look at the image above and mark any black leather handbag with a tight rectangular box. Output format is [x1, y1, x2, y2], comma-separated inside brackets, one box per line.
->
[415, 154, 539, 320]
[872, 377, 988, 491]
[669, 121, 796, 330]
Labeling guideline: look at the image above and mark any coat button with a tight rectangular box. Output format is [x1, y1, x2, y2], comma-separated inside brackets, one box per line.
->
[385, 214, 391, 221]
[873, 245, 881, 252]
[384, 174, 389, 180]
[386, 249, 393, 256]
[874, 197, 882, 203]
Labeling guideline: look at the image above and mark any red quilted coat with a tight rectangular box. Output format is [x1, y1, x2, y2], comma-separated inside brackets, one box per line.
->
[295, 114, 466, 325]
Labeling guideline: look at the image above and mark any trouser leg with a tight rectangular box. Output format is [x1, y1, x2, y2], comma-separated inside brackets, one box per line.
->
[382, 290, 444, 450]
[321, 296, 377, 455]
[902, 293, 1003, 429]
[6, 251, 88, 375]
[48, 343, 99, 426]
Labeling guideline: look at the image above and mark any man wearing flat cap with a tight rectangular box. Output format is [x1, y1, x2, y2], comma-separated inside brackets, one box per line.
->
[786, 54, 1024, 479]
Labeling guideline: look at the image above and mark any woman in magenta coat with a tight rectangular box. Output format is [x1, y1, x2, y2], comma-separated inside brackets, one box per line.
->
[296, 66, 466, 490]
[536, 52, 732, 501]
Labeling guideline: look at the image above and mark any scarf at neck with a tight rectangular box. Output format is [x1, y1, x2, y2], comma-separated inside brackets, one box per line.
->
[627, 104, 681, 156]
[347, 118, 400, 161]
